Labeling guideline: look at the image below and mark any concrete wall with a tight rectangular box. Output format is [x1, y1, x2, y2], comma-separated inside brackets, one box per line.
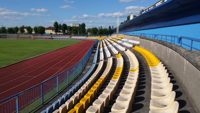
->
[138, 38, 200, 113]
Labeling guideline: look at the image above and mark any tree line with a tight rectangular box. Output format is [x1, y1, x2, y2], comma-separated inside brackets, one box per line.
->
[53, 21, 114, 36]
[0, 21, 114, 36]
[0, 26, 46, 34]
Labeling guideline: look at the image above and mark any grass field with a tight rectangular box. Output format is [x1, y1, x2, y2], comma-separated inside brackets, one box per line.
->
[0, 39, 80, 68]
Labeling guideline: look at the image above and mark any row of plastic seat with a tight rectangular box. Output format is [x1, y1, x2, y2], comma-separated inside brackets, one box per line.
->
[121, 38, 140, 45]
[104, 39, 119, 55]
[54, 59, 104, 113]
[107, 39, 140, 112]
[68, 57, 113, 113]
[86, 53, 124, 113]
[107, 40, 140, 113]
[99, 42, 104, 61]
[67, 42, 113, 112]
[107, 39, 126, 51]
[40, 43, 100, 113]
[110, 36, 140, 46]
[102, 40, 111, 58]
[134, 46, 179, 113]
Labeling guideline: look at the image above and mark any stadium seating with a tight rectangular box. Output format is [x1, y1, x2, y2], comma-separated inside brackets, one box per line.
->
[104, 39, 118, 55]
[68, 52, 113, 112]
[41, 36, 180, 113]
[86, 53, 123, 113]
[134, 46, 179, 113]
[110, 50, 139, 113]
[102, 40, 111, 58]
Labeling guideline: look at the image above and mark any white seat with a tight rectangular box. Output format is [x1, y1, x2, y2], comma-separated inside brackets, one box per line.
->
[149, 101, 179, 113]
[152, 77, 170, 84]
[151, 84, 173, 98]
[92, 99, 104, 113]
[119, 89, 132, 97]
[115, 95, 130, 106]
[98, 93, 109, 107]
[150, 91, 176, 108]
[152, 82, 172, 89]
[111, 102, 127, 113]
[86, 106, 98, 113]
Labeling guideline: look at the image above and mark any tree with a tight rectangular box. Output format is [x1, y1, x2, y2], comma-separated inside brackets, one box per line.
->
[72, 26, 79, 35]
[67, 26, 72, 35]
[14, 27, 19, 34]
[37, 26, 45, 34]
[54, 21, 59, 34]
[20, 26, 25, 34]
[62, 24, 67, 34]
[34, 27, 38, 34]
[58, 24, 62, 32]
[0, 27, 7, 34]
[108, 26, 113, 35]
[26, 26, 33, 34]
[7, 28, 15, 34]
[79, 23, 86, 35]
[87, 27, 98, 35]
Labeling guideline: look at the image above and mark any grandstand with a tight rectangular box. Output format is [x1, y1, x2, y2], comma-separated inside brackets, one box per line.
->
[0, 0, 200, 113]
[35, 35, 197, 113]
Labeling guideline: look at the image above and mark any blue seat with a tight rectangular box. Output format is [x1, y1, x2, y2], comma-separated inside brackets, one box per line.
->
[60, 96, 65, 105]
[53, 100, 60, 110]
[46, 105, 53, 113]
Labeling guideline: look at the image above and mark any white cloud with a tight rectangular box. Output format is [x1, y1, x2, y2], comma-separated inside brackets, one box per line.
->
[64, 0, 75, 3]
[0, 7, 46, 20]
[119, 0, 136, 3]
[61, 0, 74, 9]
[31, 8, 48, 13]
[60, 5, 71, 9]
[58, 5, 145, 27]
[98, 12, 123, 18]
[125, 6, 145, 15]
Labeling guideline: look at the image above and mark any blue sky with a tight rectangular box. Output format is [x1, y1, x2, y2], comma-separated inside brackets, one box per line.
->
[0, 0, 199, 38]
[0, 0, 157, 27]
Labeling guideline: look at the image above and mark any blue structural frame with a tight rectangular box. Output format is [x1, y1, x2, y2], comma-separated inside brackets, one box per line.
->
[119, 0, 200, 32]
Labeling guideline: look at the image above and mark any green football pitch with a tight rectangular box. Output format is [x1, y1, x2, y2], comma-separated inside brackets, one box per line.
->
[0, 39, 80, 68]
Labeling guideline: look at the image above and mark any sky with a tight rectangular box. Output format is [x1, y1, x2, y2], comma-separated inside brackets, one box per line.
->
[0, 0, 199, 38]
[0, 0, 157, 28]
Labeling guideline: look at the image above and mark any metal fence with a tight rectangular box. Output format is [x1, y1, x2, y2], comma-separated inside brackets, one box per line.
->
[131, 33, 200, 51]
[0, 42, 97, 113]
[141, 0, 169, 14]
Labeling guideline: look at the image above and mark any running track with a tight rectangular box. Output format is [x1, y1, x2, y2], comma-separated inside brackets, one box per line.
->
[0, 40, 95, 100]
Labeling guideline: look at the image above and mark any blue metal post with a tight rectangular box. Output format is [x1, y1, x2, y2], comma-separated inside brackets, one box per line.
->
[16, 96, 19, 113]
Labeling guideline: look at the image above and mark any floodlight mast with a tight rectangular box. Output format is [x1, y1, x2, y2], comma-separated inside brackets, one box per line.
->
[116, 16, 120, 35]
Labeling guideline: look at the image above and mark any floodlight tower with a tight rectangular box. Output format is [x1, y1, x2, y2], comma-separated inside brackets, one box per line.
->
[116, 16, 120, 37]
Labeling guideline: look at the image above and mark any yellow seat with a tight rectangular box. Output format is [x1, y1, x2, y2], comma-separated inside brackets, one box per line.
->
[68, 108, 76, 113]
[85, 93, 92, 103]
[74, 103, 84, 113]
[80, 97, 90, 109]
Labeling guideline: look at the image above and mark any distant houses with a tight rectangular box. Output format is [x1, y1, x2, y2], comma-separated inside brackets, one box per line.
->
[45, 27, 56, 34]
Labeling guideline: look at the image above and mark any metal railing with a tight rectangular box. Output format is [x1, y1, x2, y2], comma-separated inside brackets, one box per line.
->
[131, 33, 200, 51]
[141, 0, 169, 14]
[0, 42, 97, 113]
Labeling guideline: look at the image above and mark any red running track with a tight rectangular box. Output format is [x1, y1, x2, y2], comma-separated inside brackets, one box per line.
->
[0, 40, 95, 100]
